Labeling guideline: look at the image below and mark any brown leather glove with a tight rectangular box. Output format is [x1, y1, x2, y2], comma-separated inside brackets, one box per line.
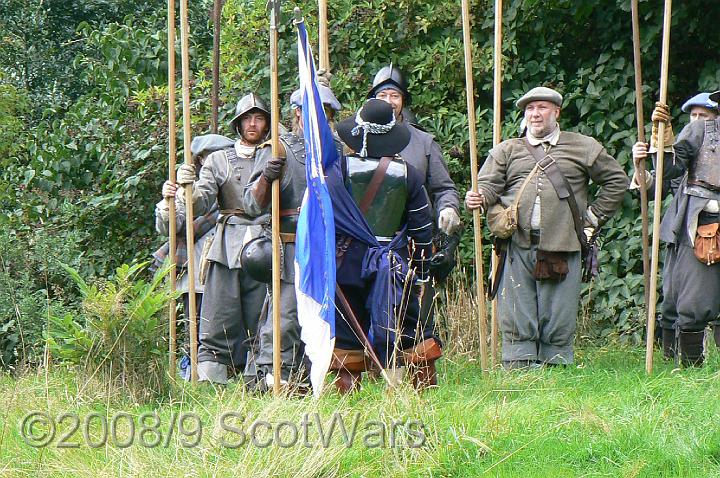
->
[262, 156, 286, 182]
[651, 102, 670, 123]
[650, 101, 675, 150]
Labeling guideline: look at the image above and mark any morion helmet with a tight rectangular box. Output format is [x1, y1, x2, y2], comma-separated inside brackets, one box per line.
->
[367, 64, 412, 105]
[229, 93, 270, 136]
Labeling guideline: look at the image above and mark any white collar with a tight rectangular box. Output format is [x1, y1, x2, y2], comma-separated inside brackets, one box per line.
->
[526, 124, 561, 147]
[235, 141, 257, 159]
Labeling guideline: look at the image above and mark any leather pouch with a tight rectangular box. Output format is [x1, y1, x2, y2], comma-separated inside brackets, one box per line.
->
[534, 250, 569, 281]
[694, 223, 720, 265]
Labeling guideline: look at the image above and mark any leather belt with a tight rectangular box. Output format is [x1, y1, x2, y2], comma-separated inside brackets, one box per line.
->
[280, 208, 300, 217]
[280, 232, 296, 243]
[220, 208, 247, 216]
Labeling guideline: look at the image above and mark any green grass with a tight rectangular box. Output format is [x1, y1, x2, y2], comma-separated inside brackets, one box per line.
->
[2, 347, 720, 477]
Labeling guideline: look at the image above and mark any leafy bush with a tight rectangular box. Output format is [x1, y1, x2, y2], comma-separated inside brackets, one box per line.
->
[46, 262, 175, 399]
[0, 229, 87, 369]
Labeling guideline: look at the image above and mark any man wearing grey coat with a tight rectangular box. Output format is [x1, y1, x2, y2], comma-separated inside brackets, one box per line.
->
[367, 64, 462, 335]
[632, 90, 720, 366]
[174, 93, 271, 383]
[155, 133, 231, 380]
[466, 86, 628, 368]
[242, 84, 342, 390]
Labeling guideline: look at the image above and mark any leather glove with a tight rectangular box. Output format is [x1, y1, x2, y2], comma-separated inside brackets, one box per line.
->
[262, 156, 286, 182]
[464, 190, 486, 213]
[176, 164, 196, 185]
[430, 232, 460, 281]
[438, 208, 461, 235]
[650, 102, 675, 150]
[651, 102, 670, 123]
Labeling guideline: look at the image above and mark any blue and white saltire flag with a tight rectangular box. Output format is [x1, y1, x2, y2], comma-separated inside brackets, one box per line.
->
[294, 18, 339, 397]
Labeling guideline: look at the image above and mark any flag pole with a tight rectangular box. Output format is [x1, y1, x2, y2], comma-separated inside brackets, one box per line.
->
[179, 0, 198, 383]
[460, 0, 488, 373]
[645, 0, 672, 375]
[489, 0, 503, 369]
[269, 0, 283, 395]
[631, 0, 651, 310]
[167, 0, 178, 375]
[318, 0, 330, 72]
[211, 0, 222, 133]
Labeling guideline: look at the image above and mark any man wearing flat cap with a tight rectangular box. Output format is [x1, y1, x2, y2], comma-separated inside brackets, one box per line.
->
[328, 98, 437, 392]
[171, 93, 272, 383]
[242, 84, 343, 390]
[632, 90, 720, 366]
[465, 86, 628, 369]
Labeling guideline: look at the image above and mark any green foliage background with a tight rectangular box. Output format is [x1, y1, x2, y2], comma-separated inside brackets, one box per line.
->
[1, 0, 719, 366]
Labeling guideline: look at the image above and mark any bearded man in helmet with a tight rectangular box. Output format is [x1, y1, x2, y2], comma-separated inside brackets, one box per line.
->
[242, 84, 343, 391]
[172, 92, 271, 384]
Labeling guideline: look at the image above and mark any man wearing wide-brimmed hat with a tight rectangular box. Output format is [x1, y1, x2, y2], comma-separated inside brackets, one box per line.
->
[171, 92, 272, 384]
[465, 86, 628, 370]
[328, 98, 438, 393]
[632, 89, 720, 366]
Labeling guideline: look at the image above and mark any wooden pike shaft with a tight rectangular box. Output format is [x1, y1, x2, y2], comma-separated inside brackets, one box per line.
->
[631, 0, 651, 310]
[269, 1, 282, 396]
[646, 0, 672, 375]
[167, 0, 178, 375]
[460, 0, 488, 373]
[211, 0, 221, 134]
[179, 0, 198, 383]
[490, 0, 503, 369]
[318, 0, 330, 72]
[336, 287, 395, 388]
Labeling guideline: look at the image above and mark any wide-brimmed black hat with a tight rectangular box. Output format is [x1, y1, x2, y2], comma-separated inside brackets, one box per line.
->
[336, 99, 411, 157]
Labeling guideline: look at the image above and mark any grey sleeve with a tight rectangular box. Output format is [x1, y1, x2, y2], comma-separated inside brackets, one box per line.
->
[587, 146, 629, 226]
[191, 151, 227, 216]
[155, 197, 187, 236]
[670, 120, 705, 174]
[243, 147, 271, 217]
[476, 148, 508, 207]
[425, 138, 460, 215]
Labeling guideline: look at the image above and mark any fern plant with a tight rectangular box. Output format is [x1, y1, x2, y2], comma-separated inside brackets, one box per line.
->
[46, 261, 176, 398]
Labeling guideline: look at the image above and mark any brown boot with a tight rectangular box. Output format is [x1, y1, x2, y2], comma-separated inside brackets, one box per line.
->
[661, 328, 677, 361]
[402, 339, 442, 390]
[329, 349, 368, 394]
[679, 330, 705, 367]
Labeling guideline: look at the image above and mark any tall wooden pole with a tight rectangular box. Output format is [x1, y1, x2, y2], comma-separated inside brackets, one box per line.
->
[460, 0, 488, 373]
[269, 0, 283, 395]
[211, 0, 222, 133]
[645, 0, 672, 375]
[179, 0, 198, 383]
[489, 0, 503, 369]
[318, 0, 330, 72]
[167, 0, 178, 375]
[631, 0, 651, 310]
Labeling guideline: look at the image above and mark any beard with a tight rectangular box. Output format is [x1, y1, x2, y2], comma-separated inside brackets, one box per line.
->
[529, 118, 557, 138]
